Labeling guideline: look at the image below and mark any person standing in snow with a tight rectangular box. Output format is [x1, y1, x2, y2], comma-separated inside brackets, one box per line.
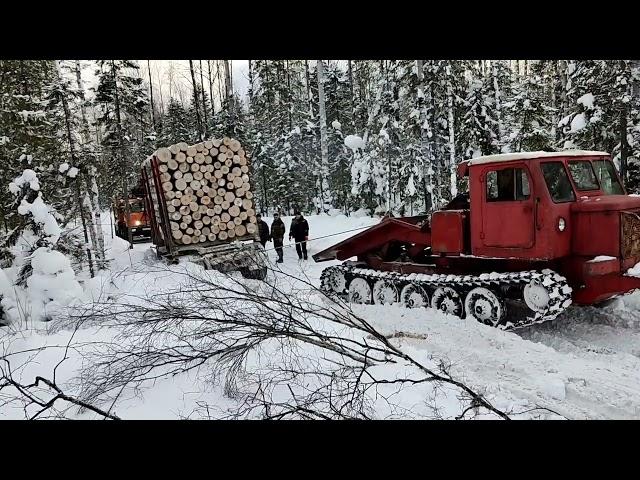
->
[256, 214, 270, 248]
[289, 211, 309, 260]
[270, 212, 286, 263]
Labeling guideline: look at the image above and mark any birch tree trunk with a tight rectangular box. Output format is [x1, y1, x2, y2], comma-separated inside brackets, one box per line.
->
[199, 60, 208, 135]
[56, 61, 94, 277]
[147, 60, 155, 131]
[446, 64, 457, 198]
[189, 60, 203, 140]
[223, 60, 235, 128]
[156, 63, 165, 118]
[75, 60, 106, 267]
[207, 60, 215, 116]
[316, 60, 329, 213]
[348, 60, 356, 128]
[416, 60, 433, 212]
[491, 60, 503, 150]
[112, 60, 134, 248]
[305, 60, 313, 119]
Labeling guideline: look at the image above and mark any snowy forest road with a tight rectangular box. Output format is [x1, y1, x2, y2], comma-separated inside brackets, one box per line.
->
[4, 214, 640, 419]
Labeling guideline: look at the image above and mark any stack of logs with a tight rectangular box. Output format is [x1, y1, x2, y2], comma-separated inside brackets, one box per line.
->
[154, 137, 257, 246]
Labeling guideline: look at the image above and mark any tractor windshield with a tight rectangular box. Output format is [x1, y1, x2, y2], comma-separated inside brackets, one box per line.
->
[568, 161, 600, 191]
[129, 202, 144, 212]
[593, 160, 624, 195]
[541, 162, 576, 203]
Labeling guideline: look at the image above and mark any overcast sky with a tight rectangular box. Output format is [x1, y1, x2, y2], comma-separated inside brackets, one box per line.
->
[81, 60, 251, 108]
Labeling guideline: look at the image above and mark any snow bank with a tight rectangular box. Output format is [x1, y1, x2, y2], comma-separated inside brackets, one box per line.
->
[344, 135, 365, 151]
[0, 268, 20, 324]
[352, 208, 370, 218]
[26, 247, 84, 321]
[331, 120, 341, 130]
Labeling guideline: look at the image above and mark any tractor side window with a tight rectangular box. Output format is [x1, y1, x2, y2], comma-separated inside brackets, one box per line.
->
[593, 160, 624, 195]
[486, 168, 530, 202]
[541, 162, 576, 203]
[568, 161, 600, 191]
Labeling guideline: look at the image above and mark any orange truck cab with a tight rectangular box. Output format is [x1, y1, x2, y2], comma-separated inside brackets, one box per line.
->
[113, 197, 151, 241]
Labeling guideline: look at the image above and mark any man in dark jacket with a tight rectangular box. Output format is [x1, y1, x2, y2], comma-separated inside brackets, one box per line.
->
[270, 212, 286, 263]
[256, 214, 270, 248]
[289, 211, 309, 260]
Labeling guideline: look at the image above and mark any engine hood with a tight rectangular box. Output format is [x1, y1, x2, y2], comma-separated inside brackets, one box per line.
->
[571, 195, 640, 213]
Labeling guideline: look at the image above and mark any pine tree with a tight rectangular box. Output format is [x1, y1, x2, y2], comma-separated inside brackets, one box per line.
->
[159, 98, 194, 145]
[0, 60, 63, 235]
[508, 61, 555, 152]
[460, 74, 499, 159]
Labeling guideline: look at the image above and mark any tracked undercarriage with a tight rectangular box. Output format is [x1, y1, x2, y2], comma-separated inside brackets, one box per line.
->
[320, 263, 573, 330]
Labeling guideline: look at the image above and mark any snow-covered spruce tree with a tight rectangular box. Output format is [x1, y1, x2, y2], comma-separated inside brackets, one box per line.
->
[73, 60, 106, 267]
[322, 63, 354, 213]
[92, 60, 152, 202]
[627, 60, 640, 192]
[507, 61, 555, 152]
[158, 98, 194, 146]
[4, 169, 83, 323]
[405, 59, 440, 212]
[7, 170, 60, 280]
[420, 60, 467, 205]
[557, 61, 611, 151]
[560, 60, 639, 186]
[351, 61, 392, 214]
[248, 60, 315, 213]
[0, 60, 65, 240]
[488, 60, 513, 153]
[392, 60, 426, 215]
[459, 73, 499, 159]
[45, 61, 108, 274]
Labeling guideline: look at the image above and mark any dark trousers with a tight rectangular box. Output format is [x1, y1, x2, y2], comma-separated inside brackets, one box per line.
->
[273, 237, 284, 260]
[260, 240, 267, 248]
[295, 239, 307, 259]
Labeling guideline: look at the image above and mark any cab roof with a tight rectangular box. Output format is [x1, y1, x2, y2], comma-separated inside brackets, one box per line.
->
[465, 150, 609, 166]
[457, 150, 610, 177]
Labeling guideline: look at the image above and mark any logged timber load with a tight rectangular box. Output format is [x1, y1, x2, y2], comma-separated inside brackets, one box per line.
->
[141, 138, 266, 280]
[314, 151, 640, 330]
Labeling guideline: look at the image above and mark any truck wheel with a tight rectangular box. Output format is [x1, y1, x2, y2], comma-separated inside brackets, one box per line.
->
[321, 267, 347, 294]
[373, 279, 398, 305]
[464, 287, 505, 326]
[432, 287, 463, 317]
[401, 284, 429, 308]
[348, 277, 372, 304]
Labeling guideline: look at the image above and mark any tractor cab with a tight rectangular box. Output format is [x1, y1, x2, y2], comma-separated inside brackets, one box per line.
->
[454, 151, 633, 261]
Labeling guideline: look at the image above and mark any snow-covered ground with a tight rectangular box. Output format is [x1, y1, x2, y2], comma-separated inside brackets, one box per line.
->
[4, 213, 640, 419]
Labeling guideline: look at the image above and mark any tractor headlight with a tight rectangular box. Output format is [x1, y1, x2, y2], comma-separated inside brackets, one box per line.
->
[558, 217, 566, 232]
[135, 220, 141, 226]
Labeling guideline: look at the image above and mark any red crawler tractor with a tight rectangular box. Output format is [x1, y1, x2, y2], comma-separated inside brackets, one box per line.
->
[314, 151, 640, 329]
